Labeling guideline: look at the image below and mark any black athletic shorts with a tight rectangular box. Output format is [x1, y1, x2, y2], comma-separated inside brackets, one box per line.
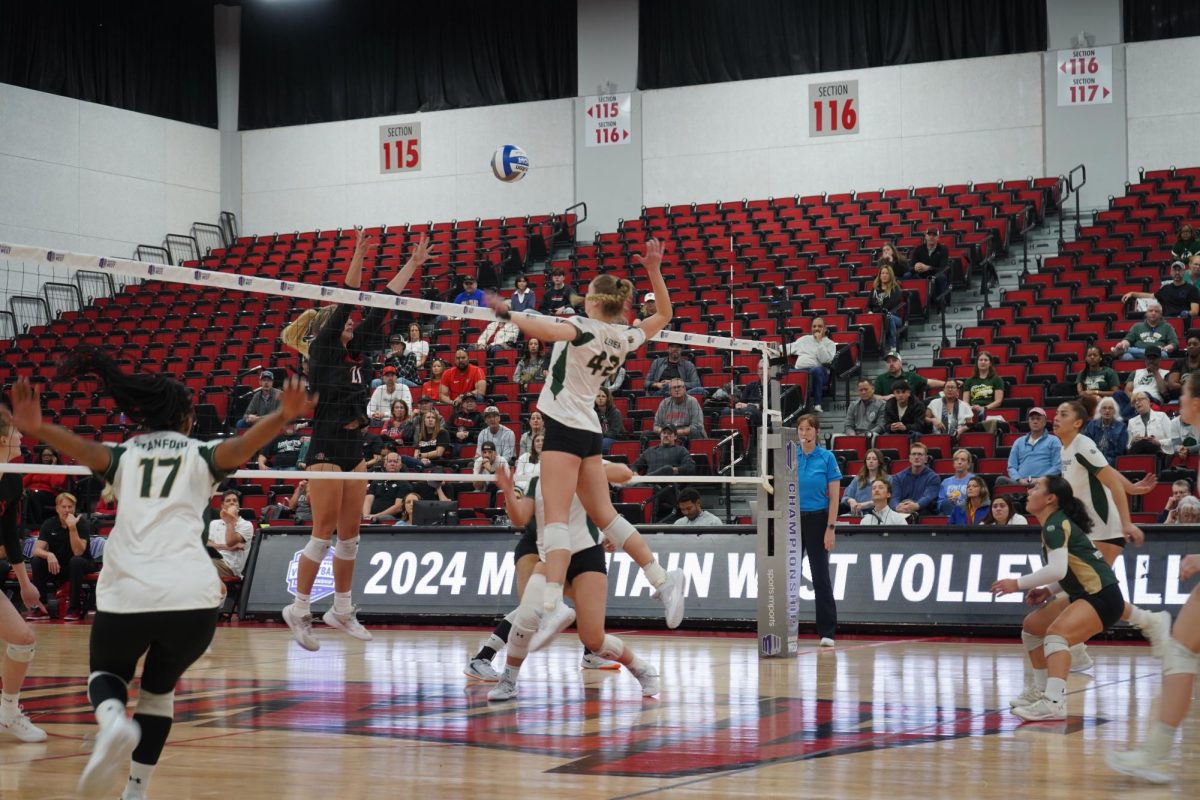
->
[1071, 582, 1125, 630]
[1094, 537, 1126, 549]
[514, 526, 539, 561]
[90, 607, 220, 693]
[566, 544, 607, 584]
[542, 412, 603, 459]
[308, 419, 366, 471]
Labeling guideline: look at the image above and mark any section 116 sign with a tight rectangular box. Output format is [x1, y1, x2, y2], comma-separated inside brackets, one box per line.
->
[584, 93, 632, 147]
[1056, 46, 1112, 106]
[808, 79, 859, 137]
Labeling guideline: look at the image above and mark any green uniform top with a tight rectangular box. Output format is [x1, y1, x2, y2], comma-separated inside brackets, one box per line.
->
[1042, 509, 1117, 598]
[1077, 366, 1121, 392]
[963, 375, 1005, 406]
[874, 369, 928, 397]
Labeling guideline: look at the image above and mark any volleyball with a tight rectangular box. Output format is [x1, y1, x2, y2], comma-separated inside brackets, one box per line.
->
[491, 144, 529, 183]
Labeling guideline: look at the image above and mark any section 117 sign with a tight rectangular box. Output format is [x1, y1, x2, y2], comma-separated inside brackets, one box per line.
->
[1056, 46, 1112, 106]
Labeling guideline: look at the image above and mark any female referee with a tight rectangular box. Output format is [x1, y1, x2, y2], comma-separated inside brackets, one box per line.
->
[281, 229, 433, 651]
[486, 238, 686, 631]
[6, 354, 312, 800]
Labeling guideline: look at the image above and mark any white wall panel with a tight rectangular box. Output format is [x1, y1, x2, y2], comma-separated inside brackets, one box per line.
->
[0, 84, 79, 166]
[242, 122, 347, 193]
[0, 155, 80, 233]
[901, 127, 1044, 189]
[1126, 37, 1200, 179]
[79, 102, 165, 183]
[163, 118, 222, 192]
[899, 55, 1042, 136]
[78, 171, 165, 243]
[769, 139, 903, 199]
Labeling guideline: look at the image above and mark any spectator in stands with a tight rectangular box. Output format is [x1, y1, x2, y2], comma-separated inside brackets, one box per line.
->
[843, 379, 885, 436]
[1122, 260, 1200, 320]
[646, 342, 705, 396]
[94, 483, 117, 517]
[449, 395, 485, 455]
[997, 407, 1062, 486]
[208, 490, 254, 580]
[874, 351, 943, 400]
[381, 399, 416, 449]
[239, 370, 282, 430]
[1171, 223, 1200, 261]
[1126, 391, 1173, 455]
[1116, 346, 1170, 418]
[883, 380, 929, 435]
[473, 441, 505, 490]
[27, 492, 93, 622]
[673, 488, 722, 526]
[857, 479, 908, 526]
[514, 433, 542, 489]
[1171, 410, 1200, 458]
[785, 317, 836, 413]
[474, 318, 520, 352]
[408, 409, 450, 471]
[868, 265, 905, 352]
[636, 292, 658, 324]
[519, 410, 544, 456]
[1170, 495, 1200, 524]
[378, 336, 421, 387]
[406, 322, 429, 369]
[364, 452, 412, 523]
[1158, 480, 1193, 523]
[653, 379, 707, 440]
[1188, 254, 1200, 290]
[633, 425, 696, 519]
[595, 387, 624, 455]
[1077, 346, 1122, 399]
[257, 420, 306, 471]
[453, 276, 485, 308]
[926, 379, 975, 437]
[513, 338, 548, 389]
[982, 495, 1028, 526]
[1112, 301, 1179, 360]
[907, 227, 950, 301]
[391, 492, 422, 527]
[948, 476, 990, 525]
[1171, 332, 1200, 392]
[440, 349, 487, 406]
[843, 448, 888, 515]
[22, 445, 68, 524]
[603, 363, 627, 393]
[735, 379, 763, 427]
[413, 357, 446, 404]
[510, 274, 536, 313]
[477, 405, 516, 462]
[889, 442, 941, 517]
[963, 351, 1006, 419]
[938, 449, 976, 516]
[878, 241, 909, 276]
[367, 366, 413, 426]
[1084, 397, 1127, 466]
[287, 480, 313, 524]
[539, 268, 578, 315]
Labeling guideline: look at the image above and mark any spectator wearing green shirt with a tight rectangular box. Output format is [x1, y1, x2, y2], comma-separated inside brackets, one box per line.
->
[1170, 223, 1200, 261]
[1077, 346, 1122, 399]
[1111, 301, 1179, 361]
[1187, 254, 1200, 290]
[962, 351, 1005, 418]
[873, 351, 943, 401]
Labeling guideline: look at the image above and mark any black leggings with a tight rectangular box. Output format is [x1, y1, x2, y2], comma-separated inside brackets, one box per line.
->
[90, 608, 219, 765]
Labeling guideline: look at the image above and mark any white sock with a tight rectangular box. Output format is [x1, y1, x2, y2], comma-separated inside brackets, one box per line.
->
[1127, 604, 1150, 628]
[333, 591, 353, 615]
[293, 592, 311, 614]
[543, 582, 563, 614]
[0, 692, 18, 719]
[1032, 668, 1048, 690]
[95, 697, 126, 729]
[502, 664, 522, 683]
[121, 761, 155, 800]
[1144, 720, 1177, 759]
[643, 561, 667, 589]
[627, 655, 648, 674]
[1044, 677, 1066, 703]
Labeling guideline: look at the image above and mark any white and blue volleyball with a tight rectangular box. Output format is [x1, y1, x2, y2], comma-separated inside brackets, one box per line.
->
[491, 144, 529, 182]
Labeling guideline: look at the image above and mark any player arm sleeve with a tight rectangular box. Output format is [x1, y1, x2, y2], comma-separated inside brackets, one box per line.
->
[0, 495, 23, 565]
[199, 443, 233, 482]
[314, 304, 354, 347]
[1017, 547, 1068, 590]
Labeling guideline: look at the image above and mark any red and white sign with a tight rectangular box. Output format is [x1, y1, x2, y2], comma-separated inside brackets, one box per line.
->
[808, 80, 859, 137]
[1056, 46, 1112, 106]
[584, 93, 632, 147]
[379, 122, 422, 174]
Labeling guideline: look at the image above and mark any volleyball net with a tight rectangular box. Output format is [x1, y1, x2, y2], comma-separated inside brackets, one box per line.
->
[0, 240, 781, 500]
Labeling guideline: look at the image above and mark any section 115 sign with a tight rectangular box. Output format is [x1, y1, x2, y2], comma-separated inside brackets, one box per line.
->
[808, 80, 859, 137]
[584, 93, 632, 147]
[379, 122, 422, 173]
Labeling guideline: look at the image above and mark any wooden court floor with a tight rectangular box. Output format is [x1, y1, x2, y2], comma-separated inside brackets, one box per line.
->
[2, 623, 1196, 799]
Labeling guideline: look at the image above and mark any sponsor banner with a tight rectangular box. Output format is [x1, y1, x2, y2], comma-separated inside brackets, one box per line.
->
[240, 527, 1200, 624]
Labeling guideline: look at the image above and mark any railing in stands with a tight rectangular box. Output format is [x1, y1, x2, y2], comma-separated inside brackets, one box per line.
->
[1055, 173, 1072, 248]
[1067, 163, 1087, 237]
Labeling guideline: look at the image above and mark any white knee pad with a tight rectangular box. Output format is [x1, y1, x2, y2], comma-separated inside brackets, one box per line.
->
[135, 689, 175, 719]
[602, 516, 637, 549]
[302, 536, 332, 563]
[1021, 631, 1044, 653]
[333, 536, 360, 561]
[1164, 637, 1200, 677]
[506, 606, 540, 660]
[542, 522, 570, 554]
[1043, 634, 1070, 660]
[5, 641, 35, 663]
[595, 634, 625, 662]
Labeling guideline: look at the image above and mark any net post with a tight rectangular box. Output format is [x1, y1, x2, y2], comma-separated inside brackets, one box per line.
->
[756, 378, 799, 659]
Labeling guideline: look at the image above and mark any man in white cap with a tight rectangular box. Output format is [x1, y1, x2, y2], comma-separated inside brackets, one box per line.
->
[996, 407, 1062, 487]
[873, 351, 944, 401]
[477, 405, 516, 463]
[633, 292, 657, 328]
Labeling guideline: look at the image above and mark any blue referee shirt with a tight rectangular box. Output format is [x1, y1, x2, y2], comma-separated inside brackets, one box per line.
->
[796, 445, 842, 511]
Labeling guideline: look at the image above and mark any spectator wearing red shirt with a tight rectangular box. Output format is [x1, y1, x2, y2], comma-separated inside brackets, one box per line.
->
[22, 446, 68, 494]
[440, 349, 487, 406]
[413, 358, 447, 404]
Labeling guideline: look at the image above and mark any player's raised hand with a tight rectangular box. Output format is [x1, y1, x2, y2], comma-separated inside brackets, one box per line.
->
[633, 238, 663, 273]
[2, 378, 44, 436]
[494, 459, 514, 494]
[277, 376, 317, 423]
[406, 233, 435, 269]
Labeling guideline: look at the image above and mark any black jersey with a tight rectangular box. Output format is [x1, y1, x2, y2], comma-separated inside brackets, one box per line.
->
[0, 473, 25, 565]
[308, 297, 391, 428]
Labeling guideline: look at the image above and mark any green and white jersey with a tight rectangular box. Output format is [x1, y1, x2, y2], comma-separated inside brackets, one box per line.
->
[538, 316, 646, 432]
[1061, 433, 1123, 543]
[525, 476, 602, 559]
[95, 431, 226, 613]
[1041, 509, 1117, 597]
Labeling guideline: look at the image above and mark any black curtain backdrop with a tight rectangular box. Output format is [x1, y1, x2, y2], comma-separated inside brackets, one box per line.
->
[1124, 0, 1200, 42]
[0, 0, 218, 127]
[638, 0, 1047, 90]
[239, 1, 577, 130]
